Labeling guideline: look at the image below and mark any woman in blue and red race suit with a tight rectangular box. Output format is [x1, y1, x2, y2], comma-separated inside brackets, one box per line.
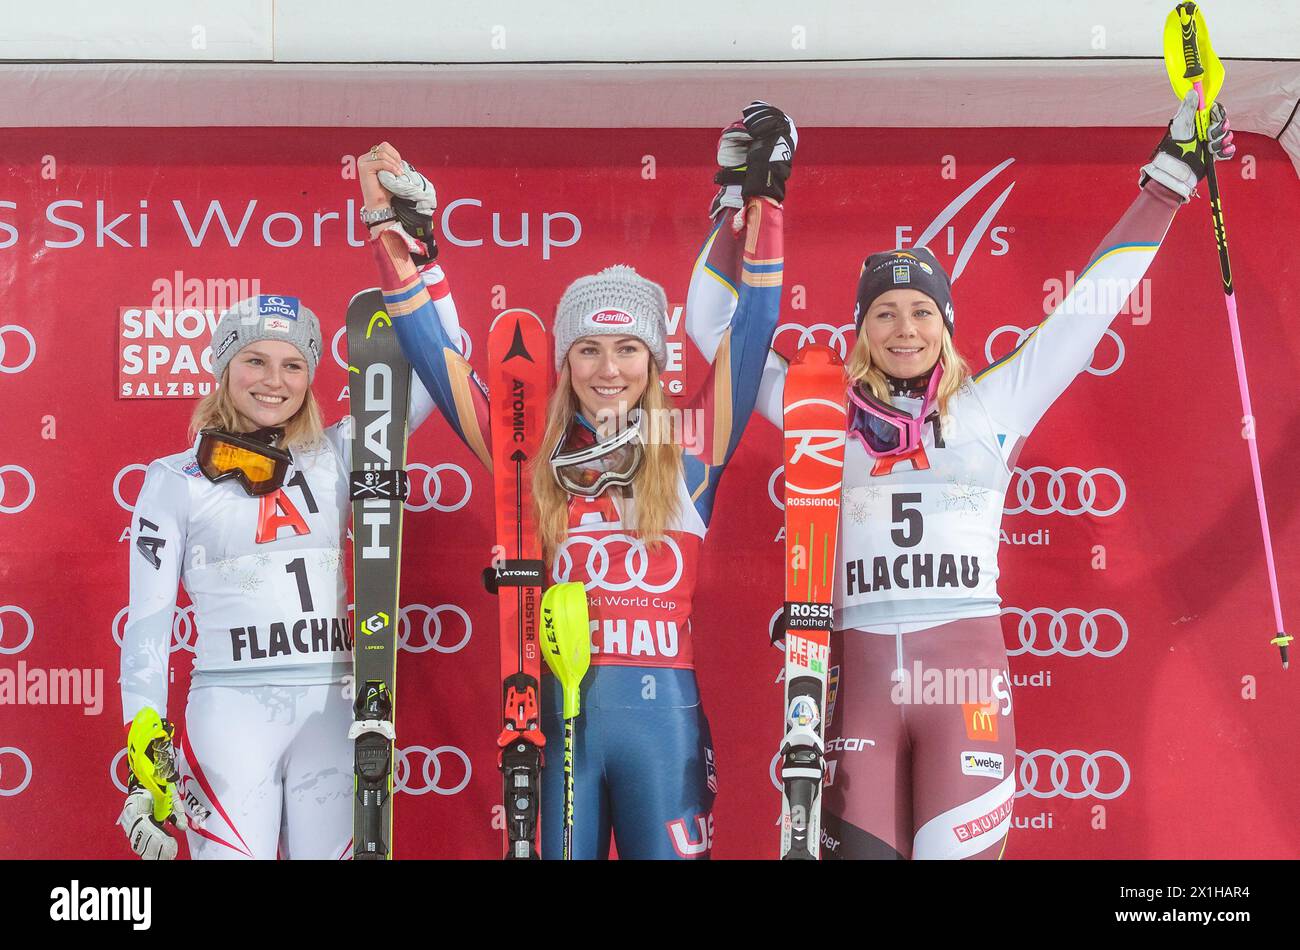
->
[356, 102, 796, 858]
[689, 92, 1235, 859]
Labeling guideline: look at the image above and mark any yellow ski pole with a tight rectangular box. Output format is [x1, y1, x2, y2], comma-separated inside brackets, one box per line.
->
[1163, 2, 1291, 666]
[540, 582, 592, 859]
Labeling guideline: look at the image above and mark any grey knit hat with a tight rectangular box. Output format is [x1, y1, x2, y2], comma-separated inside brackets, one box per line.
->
[553, 265, 669, 372]
[210, 295, 323, 382]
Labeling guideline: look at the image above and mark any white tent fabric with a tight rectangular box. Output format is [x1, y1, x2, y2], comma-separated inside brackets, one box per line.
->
[2, 0, 1297, 174]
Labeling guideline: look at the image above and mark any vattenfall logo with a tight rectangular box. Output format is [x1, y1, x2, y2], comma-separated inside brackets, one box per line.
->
[894, 158, 1015, 281]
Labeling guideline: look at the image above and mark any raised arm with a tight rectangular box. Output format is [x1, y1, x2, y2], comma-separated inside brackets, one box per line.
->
[973, 92, 1236, 437]
[359, 143, 493, 470]
[680, 103, 795, 523]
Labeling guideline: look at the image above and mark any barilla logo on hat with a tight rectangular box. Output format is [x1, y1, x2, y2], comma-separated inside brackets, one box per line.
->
[215, 329, 240, 358]
[257, 295, 300, 321]
[587, 308, 635, 327]
[263, 317, 293, 334]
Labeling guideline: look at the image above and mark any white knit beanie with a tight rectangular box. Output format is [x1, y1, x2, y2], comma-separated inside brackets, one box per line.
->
[552, 265, 669, 372]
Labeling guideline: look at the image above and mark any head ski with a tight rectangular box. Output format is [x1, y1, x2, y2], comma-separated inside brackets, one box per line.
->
[485, 308, 550, 859]
[347, 289, 412, 860]
[779, 344, 847, 860]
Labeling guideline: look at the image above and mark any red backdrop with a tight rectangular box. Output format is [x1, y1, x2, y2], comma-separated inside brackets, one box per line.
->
[1, 126, 1297, 859]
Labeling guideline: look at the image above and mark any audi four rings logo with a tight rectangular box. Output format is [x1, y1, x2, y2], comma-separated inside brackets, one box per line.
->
[1003, 607, 1128, 658]
[0, 465, 36, 515]
[0, 605, 35, 654]
[394, 744, 471, 796]
[1005, 467, 1126, 517]
[1016, 749, 1131, 800]
[112, 604, 199, 654]
[773, 322, 856, 361]
[552, 533, 684, 593]
[0, 747, 33, 797]
[397, 603, 472, 654]
[769, 750, 783, 792]
[405, 463, 473, 513]
[0, 325, 37, 374]
[986, 325, 1124, 377]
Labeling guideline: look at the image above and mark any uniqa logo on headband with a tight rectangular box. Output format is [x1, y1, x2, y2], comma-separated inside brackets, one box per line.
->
[257, 295, 300, 321]
[587, 309, 635, 326]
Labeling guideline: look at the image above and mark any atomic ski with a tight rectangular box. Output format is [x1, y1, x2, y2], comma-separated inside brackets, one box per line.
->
[346, 288, 412, 860]
[485, 308, 549, 859]
[778, 343, 847, 860]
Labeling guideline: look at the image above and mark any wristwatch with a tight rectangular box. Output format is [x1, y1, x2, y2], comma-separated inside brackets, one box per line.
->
[360, 206, 397, 227]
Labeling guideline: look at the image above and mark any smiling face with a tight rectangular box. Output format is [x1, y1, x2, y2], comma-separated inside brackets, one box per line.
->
[566, 335, 651, 428]
[225, 341, 311, 430]
[861, 289, 945, 378]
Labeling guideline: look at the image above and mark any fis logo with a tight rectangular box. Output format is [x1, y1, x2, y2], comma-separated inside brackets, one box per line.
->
[895, 158, 1016, 281]
[787, 633, 830, 673]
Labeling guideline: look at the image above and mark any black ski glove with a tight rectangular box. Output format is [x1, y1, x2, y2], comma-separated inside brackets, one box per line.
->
[713, 100, 798, 206]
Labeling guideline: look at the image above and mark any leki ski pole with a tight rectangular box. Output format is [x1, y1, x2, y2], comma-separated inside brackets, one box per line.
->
[1164, 1, 1291, 666]
[540, 582, 592, 860]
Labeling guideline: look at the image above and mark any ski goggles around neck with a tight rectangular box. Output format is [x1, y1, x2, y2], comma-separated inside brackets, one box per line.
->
[550, 409, 645, 497]
[196, 427, 292, 496]
[846, 360, 943, 459]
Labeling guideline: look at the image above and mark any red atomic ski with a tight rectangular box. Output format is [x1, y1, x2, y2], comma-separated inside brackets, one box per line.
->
[486, 308, 550, 859]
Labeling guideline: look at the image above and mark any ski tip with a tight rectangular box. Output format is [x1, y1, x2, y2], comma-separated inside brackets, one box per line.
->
[489, 308, 545, 334]
[346, 287, 384, 308]
[790, 343, 844, 367]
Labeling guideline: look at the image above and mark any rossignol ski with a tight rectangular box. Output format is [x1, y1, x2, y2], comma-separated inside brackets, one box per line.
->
[779, 343, 847, 860]
[346, 288, 412, 860]
[485, 308, 549, 860]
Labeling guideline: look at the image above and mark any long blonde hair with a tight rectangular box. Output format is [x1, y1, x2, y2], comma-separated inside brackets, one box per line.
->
[845, 327, 972, 419]
[533, 361, 683, 560]
[187, 366, 327, 451]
